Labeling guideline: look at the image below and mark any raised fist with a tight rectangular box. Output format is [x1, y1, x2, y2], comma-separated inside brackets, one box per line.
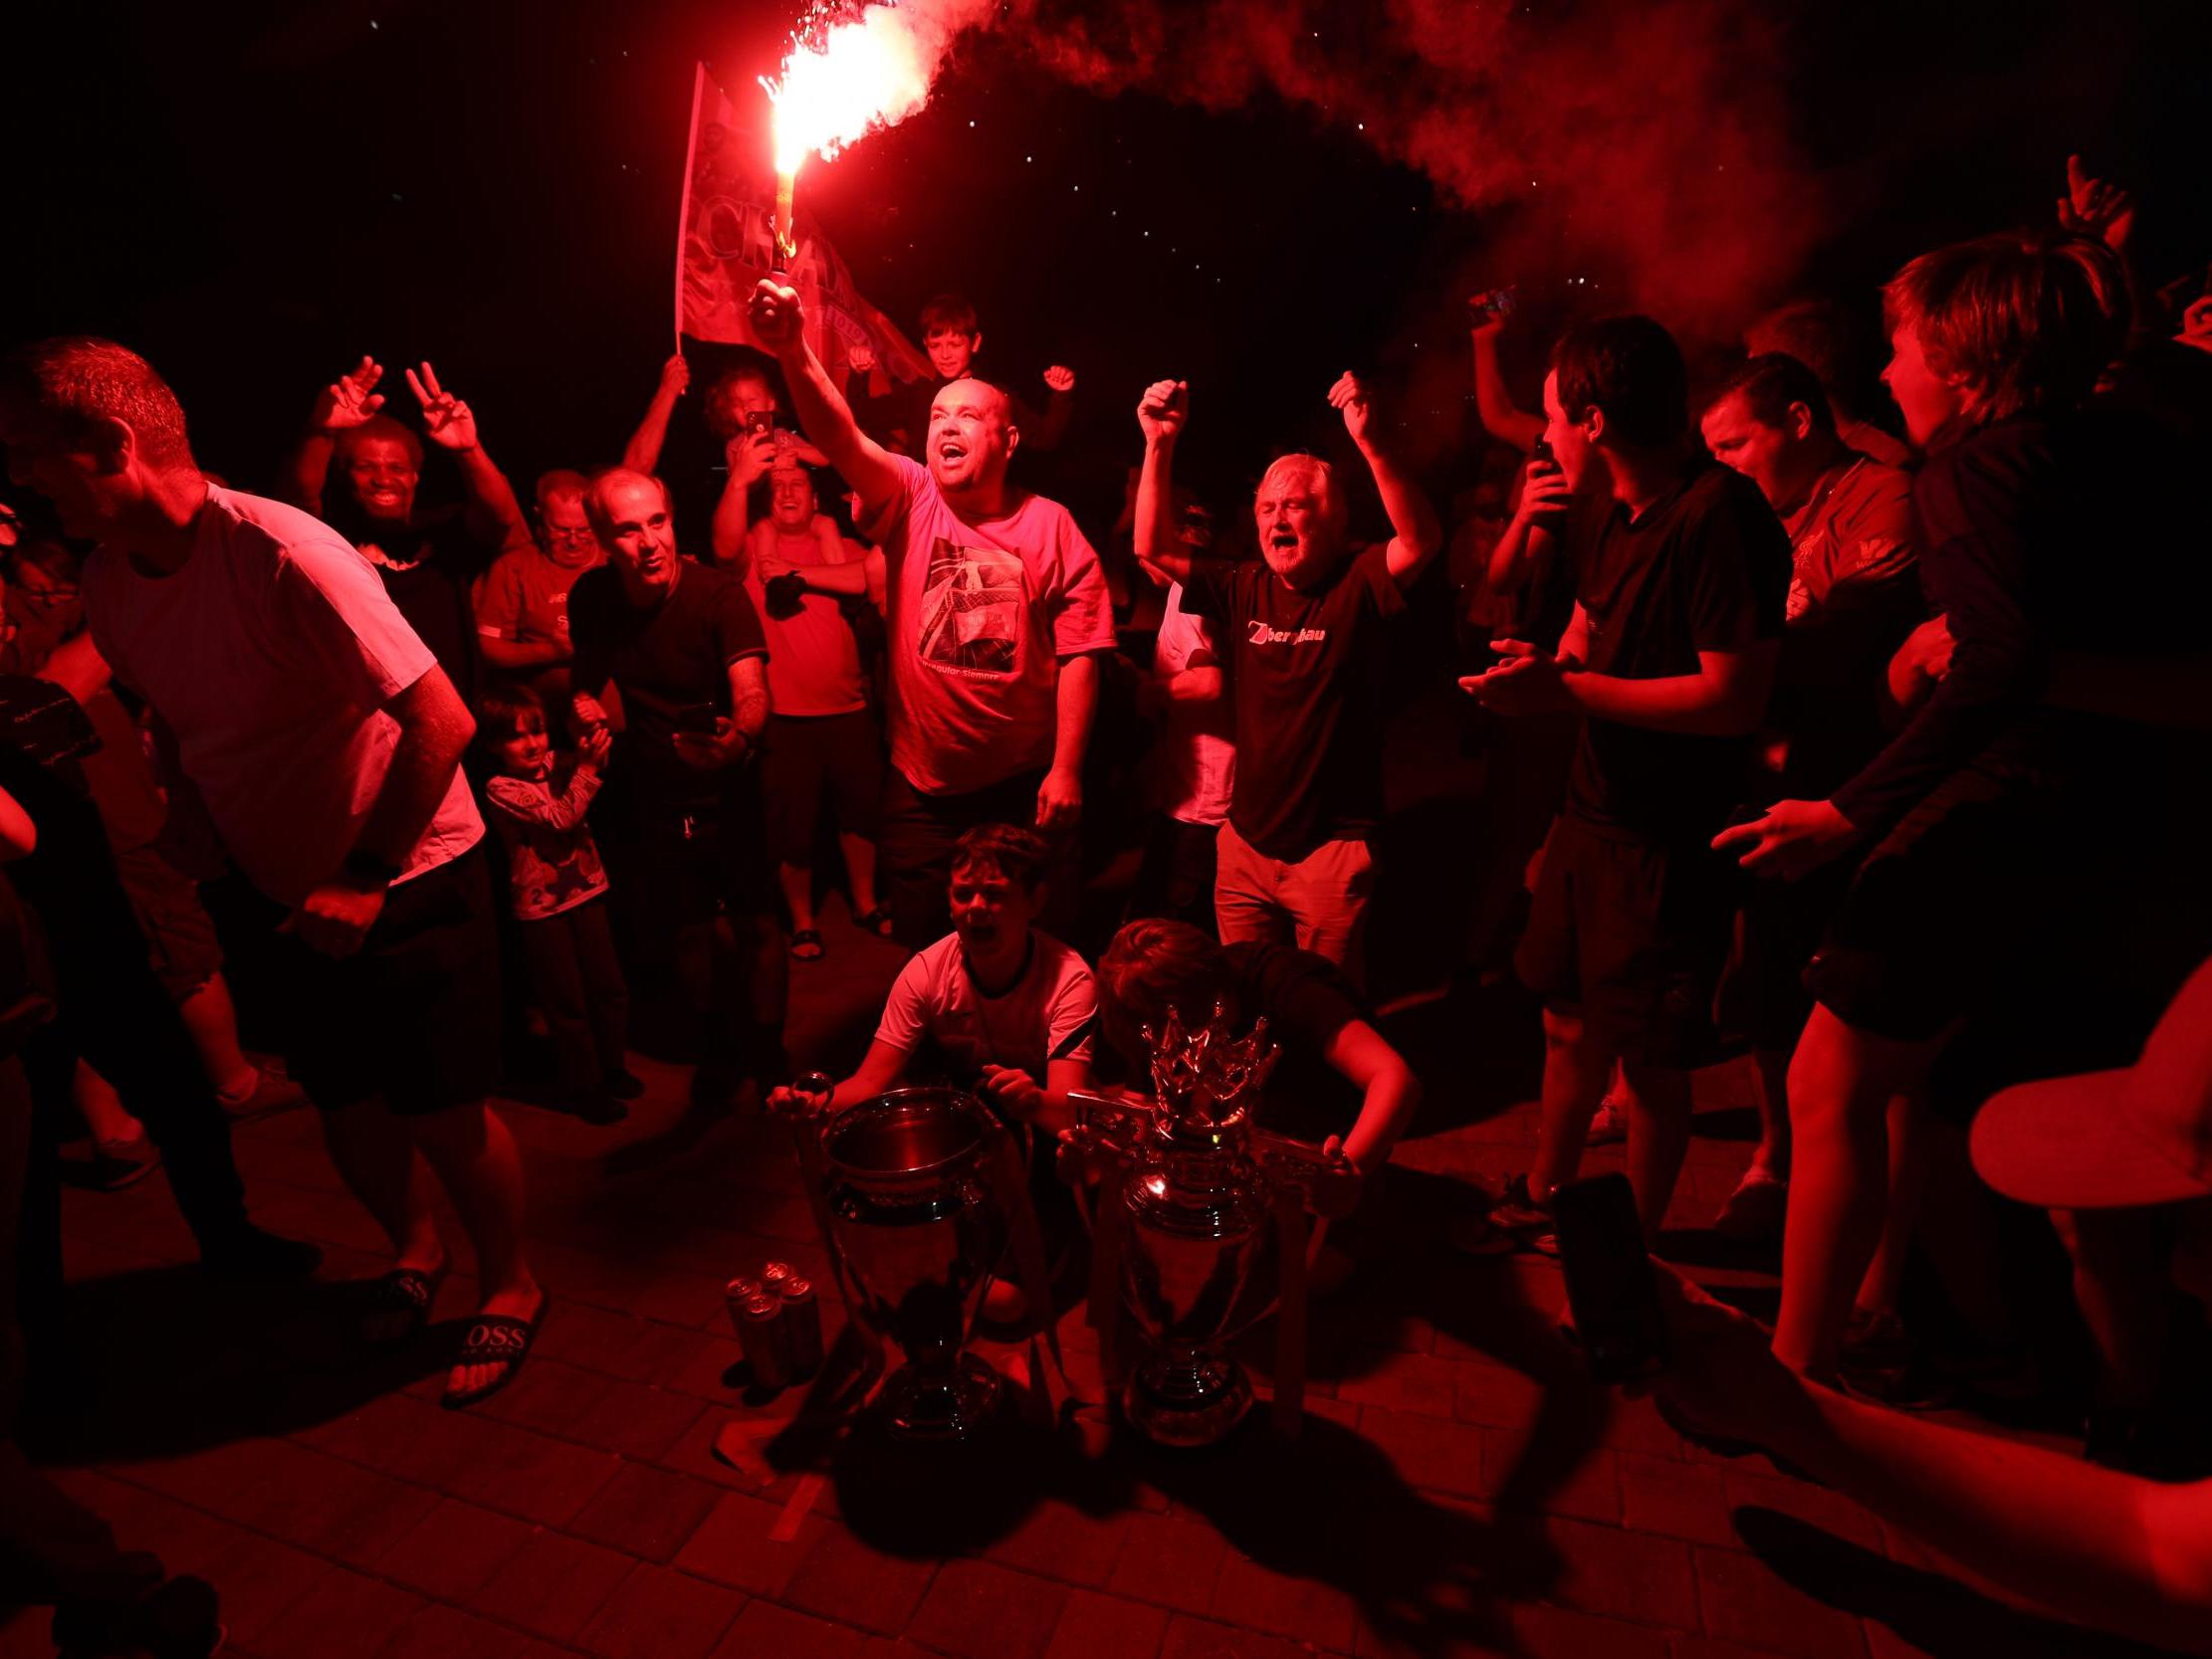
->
[1136, 378, 1188, 445]
[1328, 371, 1375, 445]
[749, 280, 805, 353]
[1043, 364, 1076, 394]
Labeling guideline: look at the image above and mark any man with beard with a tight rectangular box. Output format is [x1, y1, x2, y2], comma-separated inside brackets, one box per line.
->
[748, 278, 1116, 948]
[1130, 376, 1441, 983]
[284, 356, 532, 698]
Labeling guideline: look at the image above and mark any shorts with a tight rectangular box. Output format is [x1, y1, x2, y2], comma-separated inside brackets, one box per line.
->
[1803, 740, 2060, 1045]
[1717, 854, 1855, 1054]
[113, 843, 223, 1003]
[1514, 812, 1735, 1068]
[276, 846, 502, 1116]
[762, 710, 883, 864]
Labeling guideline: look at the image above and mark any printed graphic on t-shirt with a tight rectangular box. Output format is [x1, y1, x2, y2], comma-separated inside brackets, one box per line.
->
[920, 538, 1024, 676]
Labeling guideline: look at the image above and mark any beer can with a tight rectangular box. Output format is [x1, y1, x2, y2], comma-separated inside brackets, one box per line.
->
[760, 1260, 795, 1296]
[779, 1276, 823, 1376]
[724, 1275, 762, 1341]
[739, 1292, 791, 1392]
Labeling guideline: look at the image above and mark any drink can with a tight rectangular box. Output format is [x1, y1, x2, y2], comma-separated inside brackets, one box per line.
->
[724, 1275, 762, 1340]
[779, 1276, 823, 1376]
[760, 1261, 795, 1296]
[739, 1292, 791, 1392]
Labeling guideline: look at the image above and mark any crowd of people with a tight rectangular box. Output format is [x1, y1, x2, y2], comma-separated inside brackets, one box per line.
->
[1, 147, 2210, 1654]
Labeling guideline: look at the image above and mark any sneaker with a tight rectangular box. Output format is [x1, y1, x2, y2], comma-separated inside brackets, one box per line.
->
[1484, 1173, 1560, 1256]
[218, 1061, 311, 1123]
[566, 1089, 629, 1127]
[1712, 1165, 1788, 1240]
[1837, 1307, 1956, 1410]
[1586, 1095, 1629, 1147]
[81, 1134, 160, 1192]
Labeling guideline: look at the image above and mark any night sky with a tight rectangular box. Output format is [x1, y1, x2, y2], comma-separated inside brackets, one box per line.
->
[9, 0, 2207, 536]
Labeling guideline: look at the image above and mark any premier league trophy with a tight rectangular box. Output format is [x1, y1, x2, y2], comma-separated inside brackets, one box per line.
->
[1061, 1007, 1361, 1447]
[779, 1083, 1019, 1440]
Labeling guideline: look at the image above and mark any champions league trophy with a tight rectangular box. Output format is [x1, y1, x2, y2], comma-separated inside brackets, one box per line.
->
[778, 1083, 1028, 1440]
[1061, 1007, 1361, 1447]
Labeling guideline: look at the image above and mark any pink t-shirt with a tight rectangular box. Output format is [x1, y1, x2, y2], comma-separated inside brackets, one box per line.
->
[743, 525, 873, 718]
[868, 457, 1117, 795]
[1152, 582, 1234, 826]
[83, 484, 483, 906]
[875, 930, 1097, 1083]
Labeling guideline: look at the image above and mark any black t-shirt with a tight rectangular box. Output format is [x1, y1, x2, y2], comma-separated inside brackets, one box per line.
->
[1181, 544, 1406, 860]
[569, 561, 768, 795]
[1222, 939, 1361, 1141]
[328, 505, 493, 700]
[1566, 463, 1790, 843]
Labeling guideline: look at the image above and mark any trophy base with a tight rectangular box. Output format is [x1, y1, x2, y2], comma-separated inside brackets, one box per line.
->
[1125, 1350, 1253, 1447]
[880, 1353, 1003, 1441]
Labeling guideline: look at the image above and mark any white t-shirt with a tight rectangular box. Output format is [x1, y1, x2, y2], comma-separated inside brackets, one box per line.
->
[83, 483, 483, 906]
[874, 930, 1097, 1083]
[1152, 581, 1235, 827]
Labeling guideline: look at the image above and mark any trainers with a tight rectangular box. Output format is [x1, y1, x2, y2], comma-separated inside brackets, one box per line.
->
[1712, 1165, 1788, 1240]
[1586, 1095, 1629, 1147]
[76, 1134, 160, 1192]
[1489, 1173, 1560, 1256]
[218, 1061, 310, 1123]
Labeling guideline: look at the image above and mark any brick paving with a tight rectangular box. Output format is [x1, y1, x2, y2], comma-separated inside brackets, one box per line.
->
[0, 908, 2156, 1659]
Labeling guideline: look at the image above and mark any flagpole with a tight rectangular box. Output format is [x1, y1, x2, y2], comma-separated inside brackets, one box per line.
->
[674, 63, 708, 355]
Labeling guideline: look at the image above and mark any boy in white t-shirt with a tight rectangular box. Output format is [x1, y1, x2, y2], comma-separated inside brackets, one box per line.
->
[770, 824, 1096, 1130]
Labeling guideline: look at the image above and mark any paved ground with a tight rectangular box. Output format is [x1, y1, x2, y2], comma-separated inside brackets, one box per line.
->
[1, 902, 2152, 1659]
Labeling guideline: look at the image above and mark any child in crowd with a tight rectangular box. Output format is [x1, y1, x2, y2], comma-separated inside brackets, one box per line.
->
[769, 824, 1094, 1319]
[480, 684, 636, 1125]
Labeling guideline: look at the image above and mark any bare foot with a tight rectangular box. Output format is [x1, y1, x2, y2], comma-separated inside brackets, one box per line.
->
[362, 1251, 447, 1345]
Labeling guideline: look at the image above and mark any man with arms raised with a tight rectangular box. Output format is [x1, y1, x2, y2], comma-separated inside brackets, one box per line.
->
[1, 338, 540, 1408]
[1130, 377, 1441, 981]
[748, 278, 1117, 947]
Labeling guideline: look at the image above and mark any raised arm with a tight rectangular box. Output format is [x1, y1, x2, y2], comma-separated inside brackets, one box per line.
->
[407, 362, 530, 552]
[283, 355, 385, 514]
[1469, 311, 1545, 454]
[747, 281, 904, 519]
[621, 353, 690, 474]
[1331, 372, 1441, 589]
[1132, 378, 1195, 586]
[1487, 450, 1575, 595]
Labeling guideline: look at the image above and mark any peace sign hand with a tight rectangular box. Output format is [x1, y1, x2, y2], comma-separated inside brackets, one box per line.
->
[312, 356, 385, 434]
[406, 361, 479, 452]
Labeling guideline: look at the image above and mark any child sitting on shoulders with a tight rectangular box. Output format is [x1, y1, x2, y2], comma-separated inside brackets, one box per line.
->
[480, 684, 636, 1125]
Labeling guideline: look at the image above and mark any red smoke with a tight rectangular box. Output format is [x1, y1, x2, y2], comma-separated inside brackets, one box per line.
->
[1008, 0, 1825, 338]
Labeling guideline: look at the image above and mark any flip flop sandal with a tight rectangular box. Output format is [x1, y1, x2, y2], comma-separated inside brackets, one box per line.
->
[788, 929, 826, 961]
[442, 1302, 548, 1410]
[855, 906, 894, 937]
[361, 1265, 445, 1347]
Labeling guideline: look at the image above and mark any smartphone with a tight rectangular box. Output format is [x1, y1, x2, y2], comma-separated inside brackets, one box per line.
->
[745, 409, 774, 438]
[1552, 1173, 1668, 1385]
[671, 702, 721, 736]
[1467, 286, 1517, 324]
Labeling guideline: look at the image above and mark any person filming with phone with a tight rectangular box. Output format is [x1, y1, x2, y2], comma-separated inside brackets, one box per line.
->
[566, 468, 785, 1115]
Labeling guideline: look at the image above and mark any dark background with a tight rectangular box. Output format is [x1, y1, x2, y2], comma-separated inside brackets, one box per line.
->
[8, 0, 2208, 534]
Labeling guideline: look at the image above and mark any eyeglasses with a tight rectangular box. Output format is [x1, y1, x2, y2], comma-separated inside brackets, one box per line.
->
[543, 526, 597, 547]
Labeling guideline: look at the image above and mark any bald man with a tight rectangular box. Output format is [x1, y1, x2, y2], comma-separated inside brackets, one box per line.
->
[565, 468, 780, 1111]
[750, 280, 1116, 947]
[1132, 376, 1441, 983]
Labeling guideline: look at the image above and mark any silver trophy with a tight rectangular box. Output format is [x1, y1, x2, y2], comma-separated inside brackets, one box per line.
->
[782, 1084, 1012, 1439]
[1062, 1006, 1360, 1446]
